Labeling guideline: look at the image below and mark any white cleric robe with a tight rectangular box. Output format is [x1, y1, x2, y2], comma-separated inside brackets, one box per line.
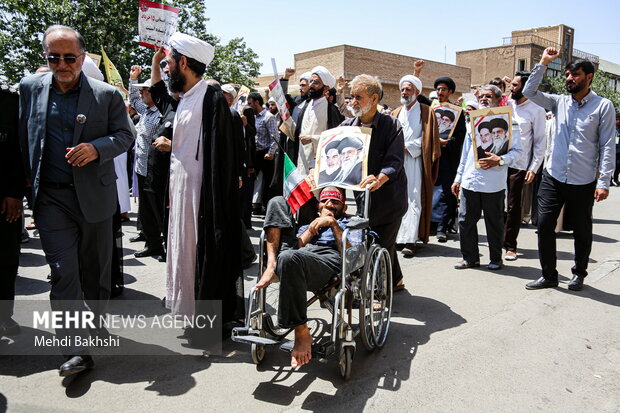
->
[166, 79, 207, 316]
[113, 152, 130, 214]
[396, 101, 423, 244]
[298, 96, 328, 174]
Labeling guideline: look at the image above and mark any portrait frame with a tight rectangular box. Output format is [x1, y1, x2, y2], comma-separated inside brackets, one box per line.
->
[469, 106, 513, 168]
[432, 102, 463, 140]
[314, 126, 372, 191]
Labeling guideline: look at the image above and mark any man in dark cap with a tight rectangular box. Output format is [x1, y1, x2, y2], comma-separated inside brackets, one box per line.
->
[435, 108, 456, 139]
[488, 117, 510, 156]
[336, 137, 364, 185]
[431, 76, 466, 242]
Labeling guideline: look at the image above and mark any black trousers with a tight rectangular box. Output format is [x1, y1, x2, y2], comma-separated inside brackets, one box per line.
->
[36, 185, 112, 355]
[0, 213, 22, 320]
[252, 149, 276, 207]
[537, 170, 596, 280]
[136, 174, 164, 250]
[372, 220, 402, 288]
[503, 168, 527, 252]
[264, 197, 340, 328]
[458, 188, 505, 264]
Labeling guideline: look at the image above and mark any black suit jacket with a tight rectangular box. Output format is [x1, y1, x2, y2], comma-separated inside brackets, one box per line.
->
[0, 87, 25, 201]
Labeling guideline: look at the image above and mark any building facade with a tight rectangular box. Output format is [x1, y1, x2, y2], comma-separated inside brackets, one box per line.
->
[456, 24, 600, 87]
[254, 45, 471, 109]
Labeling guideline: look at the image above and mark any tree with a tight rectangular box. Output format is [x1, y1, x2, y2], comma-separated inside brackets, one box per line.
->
[541, 71, 620, 111]
[0, 0, 260, 87]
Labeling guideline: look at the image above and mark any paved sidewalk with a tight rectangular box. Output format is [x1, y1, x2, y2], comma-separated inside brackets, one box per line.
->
[1, 189, 619, 412]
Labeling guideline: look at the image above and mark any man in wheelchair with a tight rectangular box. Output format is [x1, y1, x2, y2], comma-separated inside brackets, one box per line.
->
[255, 186, 362, 368]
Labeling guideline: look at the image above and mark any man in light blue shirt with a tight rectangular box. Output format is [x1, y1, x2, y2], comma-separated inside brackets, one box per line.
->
[523, 47, 616, 292]
[451, 85, 523, 270]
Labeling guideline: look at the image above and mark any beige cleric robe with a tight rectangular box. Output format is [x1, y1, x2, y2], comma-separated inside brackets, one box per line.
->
[392, 102, 441, 243]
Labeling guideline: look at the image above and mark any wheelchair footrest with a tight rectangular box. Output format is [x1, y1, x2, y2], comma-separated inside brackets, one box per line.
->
[231, 327, 281, 346]
[279, 340, 335, 358]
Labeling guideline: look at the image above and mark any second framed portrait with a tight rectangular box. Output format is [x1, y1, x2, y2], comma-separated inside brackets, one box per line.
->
[468, 106, 513, 168]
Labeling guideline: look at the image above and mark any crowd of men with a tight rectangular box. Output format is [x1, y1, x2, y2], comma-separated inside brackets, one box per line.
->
[1, 24, 618, 374]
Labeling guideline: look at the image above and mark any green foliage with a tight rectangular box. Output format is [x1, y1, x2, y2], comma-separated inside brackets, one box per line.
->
[541, 71, 620, 111]
[0, 0, 260, 87]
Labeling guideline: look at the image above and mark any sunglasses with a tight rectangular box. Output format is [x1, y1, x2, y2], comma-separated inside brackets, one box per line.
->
[479, 94, 494, 99]
[44, 53, 84, 65]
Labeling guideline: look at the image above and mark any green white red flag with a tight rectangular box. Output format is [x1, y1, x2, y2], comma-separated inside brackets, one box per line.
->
[283, 153, 313, 214]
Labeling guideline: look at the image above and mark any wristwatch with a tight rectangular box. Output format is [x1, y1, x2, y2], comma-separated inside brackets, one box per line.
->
[498, 156, 505, 166]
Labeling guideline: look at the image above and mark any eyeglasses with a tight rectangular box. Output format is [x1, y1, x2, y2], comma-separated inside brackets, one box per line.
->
[44, 53, 84, 65]
[436, 87, 449, 92]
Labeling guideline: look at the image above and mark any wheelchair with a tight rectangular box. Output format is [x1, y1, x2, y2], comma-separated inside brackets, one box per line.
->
[232, 188, 393, 379]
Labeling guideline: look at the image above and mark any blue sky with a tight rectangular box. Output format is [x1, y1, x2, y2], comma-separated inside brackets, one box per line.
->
[203, 0, 619, 75]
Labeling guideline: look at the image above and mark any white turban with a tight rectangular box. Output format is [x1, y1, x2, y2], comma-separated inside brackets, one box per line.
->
[221, 84, 237, 99]
[399, 75, 422, 93]
[82, 55, 104, 81]
[311, 65, 336, 88]
[465, 100, 479, 109]
[169, 32, 215, 66]
[299, 71, 312, 82]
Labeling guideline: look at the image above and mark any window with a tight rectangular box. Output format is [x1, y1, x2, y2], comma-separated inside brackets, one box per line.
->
[518, 59, 526, 71]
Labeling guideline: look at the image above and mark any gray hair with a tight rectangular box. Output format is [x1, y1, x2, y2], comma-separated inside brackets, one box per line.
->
[481, 84, 502, 98]
[350, 74, 382, 100]
[42, 25, 85, 52]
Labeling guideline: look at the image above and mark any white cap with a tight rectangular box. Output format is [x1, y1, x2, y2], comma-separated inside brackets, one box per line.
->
[131, 79, 152, 89]
[221, 84, 237, 99]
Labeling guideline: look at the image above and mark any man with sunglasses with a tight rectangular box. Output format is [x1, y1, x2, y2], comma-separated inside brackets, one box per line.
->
[452, 85, 522, 271]
[18, 25, 133, 376]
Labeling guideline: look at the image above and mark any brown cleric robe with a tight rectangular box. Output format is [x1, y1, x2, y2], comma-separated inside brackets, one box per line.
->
[391, 102, 441, 243]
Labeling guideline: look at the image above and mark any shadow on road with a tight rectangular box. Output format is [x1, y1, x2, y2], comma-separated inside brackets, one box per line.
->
[246, 290, 466, 410]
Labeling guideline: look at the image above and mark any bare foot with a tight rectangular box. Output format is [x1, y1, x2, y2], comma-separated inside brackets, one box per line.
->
[291, 325, 312, 368]
[255, 267, 279, 290]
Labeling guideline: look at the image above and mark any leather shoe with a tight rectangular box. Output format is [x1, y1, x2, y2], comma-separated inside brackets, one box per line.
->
[525, 277, 558, 290]
[568, 274, 585, 291]
[454, 260, 480, 269]
[402, 243, 416, 258]
[487, 262, 503, 270]
[59, 355, 94, 377]
[134, 247, 164, 258]
[129, 234, 145, 243]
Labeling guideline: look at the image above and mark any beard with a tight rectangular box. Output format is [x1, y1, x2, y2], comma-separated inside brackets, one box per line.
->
[351, 101, 372, 118]
[400, 94, 416, 106]
[307, 87, 324, 100]
[438, 123, 451, 134]
[566, 79, 586, 94]
[168, 67, 186, 93]
[511, 89, 523, 100]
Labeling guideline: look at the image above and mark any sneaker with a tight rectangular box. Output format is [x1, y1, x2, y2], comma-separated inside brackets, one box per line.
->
[504, 250, 517, 261]
[436, 231, 447, 243]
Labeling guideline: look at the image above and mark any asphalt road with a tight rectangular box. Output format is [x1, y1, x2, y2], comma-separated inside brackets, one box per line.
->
[1, 188, 619, 412]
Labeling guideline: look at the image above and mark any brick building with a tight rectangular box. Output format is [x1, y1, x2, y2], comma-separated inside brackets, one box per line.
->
[456, 24, 600, 87]
[254, 45, 471, 108]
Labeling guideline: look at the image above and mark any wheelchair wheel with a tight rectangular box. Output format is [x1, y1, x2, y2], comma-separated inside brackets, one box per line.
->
[251, 343, 265, 364]
[359, 244, 393, 351]
[262, 282, 291, 339]
[339, 346, 353, 380]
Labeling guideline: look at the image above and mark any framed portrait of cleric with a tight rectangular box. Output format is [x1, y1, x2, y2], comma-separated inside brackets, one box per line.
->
[432, 102, 463, 140]
[314, 126, 372, 191]
[469, 106, 513, 168]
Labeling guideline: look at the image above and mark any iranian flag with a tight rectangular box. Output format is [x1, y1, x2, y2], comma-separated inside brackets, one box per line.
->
[283, 153, 313, 214]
